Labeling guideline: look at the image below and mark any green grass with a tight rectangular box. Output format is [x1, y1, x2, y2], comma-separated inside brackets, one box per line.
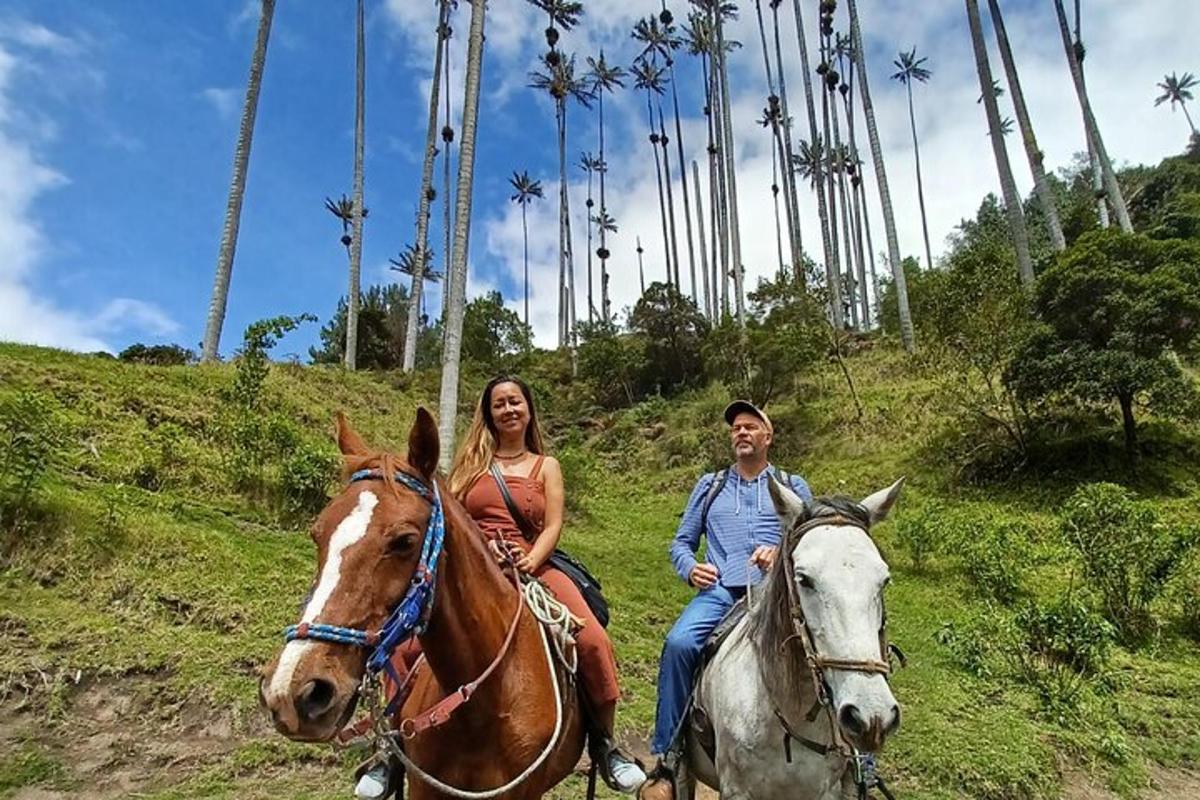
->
[1, 341, 1198, 798]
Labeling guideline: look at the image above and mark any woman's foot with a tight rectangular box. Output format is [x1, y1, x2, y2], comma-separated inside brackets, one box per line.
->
[605, 748, 647, 795]
[354, 763, 392, 800]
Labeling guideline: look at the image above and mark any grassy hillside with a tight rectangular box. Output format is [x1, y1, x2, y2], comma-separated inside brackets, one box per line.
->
[1, 341, 1198, 799]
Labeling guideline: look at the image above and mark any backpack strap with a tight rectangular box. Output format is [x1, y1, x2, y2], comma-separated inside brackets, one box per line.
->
[699, 468, 731, 536]
[773, 466, 789, 487]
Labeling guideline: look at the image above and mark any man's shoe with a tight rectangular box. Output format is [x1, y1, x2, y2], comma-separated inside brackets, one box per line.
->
[637, 761, 673, 800]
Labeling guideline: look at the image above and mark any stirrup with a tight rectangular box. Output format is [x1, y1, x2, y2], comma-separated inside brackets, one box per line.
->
[592, 738, 646, 794]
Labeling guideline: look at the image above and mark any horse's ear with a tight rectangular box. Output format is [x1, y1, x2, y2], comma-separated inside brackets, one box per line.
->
[336, 412, 370, 456]
[860, 477, 905, 526]
[768, 474, 807, 531]
[407, 407, 440, 480]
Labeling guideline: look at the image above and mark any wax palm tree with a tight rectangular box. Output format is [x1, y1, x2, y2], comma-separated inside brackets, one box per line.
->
[509, 170, 544, 328]
[847, 0, 913, 351]
[837, 36, 871, 325]
[815, 14, 845, 328]
[1155, 72, 1198, 138]
[579, 152, 604, 322]
[753, 1, 799, 282]
[437, 0, 486, 470]
[324, 194, 358, 256]
[403, 0, 453, 372]
[592, 209, 618, 321]
[585, 51, 625, 323]
[527, 0, 583, 50]
[631, 58, 673, 288]
[891, 46, 935, 271]
[662, 6, 700, 305]
[966, 0, 1033, 287]
[712, 2, 745, 323]
[988, 0, 1065, 252]
[342, 0, 367, 370]
[529, 52, 594, 347]
[795, 138, 826, 189]
[1052, 0, 1132, 232]
[201, 0, 275, 363]
[769, 0, 803, 280]
[685, 9, 723, 318]
[389, 244, 442, 328]
[788, 0, 835, 309]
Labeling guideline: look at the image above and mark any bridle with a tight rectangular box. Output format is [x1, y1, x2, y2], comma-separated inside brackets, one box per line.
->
[771, 510, 902, 764]
[280, 467, 568, 799]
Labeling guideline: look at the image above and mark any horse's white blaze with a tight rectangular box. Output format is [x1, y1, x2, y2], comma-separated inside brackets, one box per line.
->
[268, 490, 378, 700]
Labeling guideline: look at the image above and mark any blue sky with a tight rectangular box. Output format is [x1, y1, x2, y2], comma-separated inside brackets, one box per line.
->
[0, 1, 1196, 357]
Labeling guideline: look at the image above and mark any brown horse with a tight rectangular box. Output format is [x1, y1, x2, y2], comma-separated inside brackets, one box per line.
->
[260, 409, 586, 799]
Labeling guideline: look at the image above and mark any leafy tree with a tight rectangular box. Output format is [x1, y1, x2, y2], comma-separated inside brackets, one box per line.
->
[628, 281, 709, 396]
[460, 291, 533, 371]
[576, 319, 644, 409]
[1007, 230, 1200, 456]
[310, 284, 412, 370]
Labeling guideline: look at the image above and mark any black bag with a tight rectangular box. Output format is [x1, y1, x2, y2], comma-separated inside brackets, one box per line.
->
[489, 464, 611, 628]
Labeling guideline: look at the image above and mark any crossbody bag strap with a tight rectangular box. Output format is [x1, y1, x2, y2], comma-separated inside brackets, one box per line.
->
[489, 463, 538, 541]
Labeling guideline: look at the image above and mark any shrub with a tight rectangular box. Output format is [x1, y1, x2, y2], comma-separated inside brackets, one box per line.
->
[118, 343, 194, 366]
[281, 441, 340, 520]
[1060, 482, 1199, 642]
[1009, 595, 1115, 713]
[935, 608, 1004, 679]
[0, 391, 68, 530]
[960, 519, 1033, 605]
[894, 502, 945, 572]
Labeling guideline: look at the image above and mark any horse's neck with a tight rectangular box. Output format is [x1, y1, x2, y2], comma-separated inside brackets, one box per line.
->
[419, 492, 523, 689]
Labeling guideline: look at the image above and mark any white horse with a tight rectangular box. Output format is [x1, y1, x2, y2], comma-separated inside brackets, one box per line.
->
[675, 478, 905, 800]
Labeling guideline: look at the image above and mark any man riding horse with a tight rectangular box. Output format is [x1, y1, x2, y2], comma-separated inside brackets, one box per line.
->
[641, 401, 813, 798]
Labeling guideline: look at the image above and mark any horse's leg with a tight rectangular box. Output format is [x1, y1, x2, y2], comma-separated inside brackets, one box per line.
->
[674, 758, 695, 800]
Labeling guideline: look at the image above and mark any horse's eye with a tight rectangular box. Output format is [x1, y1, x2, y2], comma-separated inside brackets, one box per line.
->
[386, 533, 418, 555]
[796, 572, 814, 589]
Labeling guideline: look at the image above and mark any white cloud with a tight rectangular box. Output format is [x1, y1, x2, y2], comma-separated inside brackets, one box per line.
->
[200, 86, 240, 121]
[0, 22, 177, 353]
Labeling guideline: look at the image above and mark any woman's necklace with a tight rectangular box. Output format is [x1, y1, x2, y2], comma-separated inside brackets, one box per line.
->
[493, 449, 528, 461]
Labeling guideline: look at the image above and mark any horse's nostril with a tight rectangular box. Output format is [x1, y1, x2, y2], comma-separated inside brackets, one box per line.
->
[296, 679, 337, 722]
[886, 704, 901, 734]
[838, 703, 867, 737]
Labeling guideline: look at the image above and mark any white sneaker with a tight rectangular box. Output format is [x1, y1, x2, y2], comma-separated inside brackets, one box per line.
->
[607, 751, 647, 795]
[355, 764, 391, 800]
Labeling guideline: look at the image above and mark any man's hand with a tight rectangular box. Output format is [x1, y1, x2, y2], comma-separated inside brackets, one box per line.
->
[689, 563, 720, 589]
[750, 545, 778, 572]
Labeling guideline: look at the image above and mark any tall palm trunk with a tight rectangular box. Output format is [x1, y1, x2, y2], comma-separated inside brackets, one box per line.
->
[585, 163, 595, 323]
[831, 108, 859, 329]
[597, 90, 612, 322]
[966, 0, 1034, 287]
[440, 34, 455, 329]
[556, 100, 569, 346]
[521, 201, 530, 327]
[437, 0, 485, 471]
[715, 11, 745, 324]
[818, 33, 845, 329]
[848, 0, 913, 352]
[771, 1, 803, 279]
[842, 66, 871, 325]
[201, 0, 275, 363]
[903, 79, 934, 270]
[703, 43, 729, 318]
[693, 159, 712, 319]
[988, 0, 1065, 252]
[668, 59, 698, 304]
[856, 175, 880, 313]
[644, 87, 673, 288]
[791, 0, 835, 304]
[754, 0, 798, 281]
[344, 0, 367, 370]
[657, 99, 683, 290]
[1075, 2, 1108, 229]
[770, 143, 786, 275]
[403, 2, 450, 371]
[1052, 0, 1131, 232]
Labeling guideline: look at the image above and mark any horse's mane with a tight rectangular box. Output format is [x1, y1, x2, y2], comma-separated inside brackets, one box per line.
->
[749, 495, 873, 695]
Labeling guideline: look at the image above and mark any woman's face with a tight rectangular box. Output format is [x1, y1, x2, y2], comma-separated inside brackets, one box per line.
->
[488, 381, 531, 440]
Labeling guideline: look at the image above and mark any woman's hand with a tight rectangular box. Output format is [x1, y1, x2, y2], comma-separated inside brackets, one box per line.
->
[515, 549, 547, 574]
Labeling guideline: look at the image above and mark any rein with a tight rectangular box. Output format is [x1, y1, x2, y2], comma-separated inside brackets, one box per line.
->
[772, 512, 897, 762]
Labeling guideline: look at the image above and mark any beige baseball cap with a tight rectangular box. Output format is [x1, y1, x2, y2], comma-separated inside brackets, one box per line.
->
[723, 400, 772, 433]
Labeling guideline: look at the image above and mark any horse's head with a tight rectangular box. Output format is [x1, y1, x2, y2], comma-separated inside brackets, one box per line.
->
[259, 409, 440, 742]
[766, 478, 905, 753]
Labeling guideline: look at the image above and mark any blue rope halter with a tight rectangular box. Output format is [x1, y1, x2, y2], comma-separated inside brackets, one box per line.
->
[283, 468, 446, 692]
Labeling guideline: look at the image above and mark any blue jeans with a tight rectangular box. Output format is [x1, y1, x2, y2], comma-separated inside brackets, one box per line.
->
[651, 584, 743, 755]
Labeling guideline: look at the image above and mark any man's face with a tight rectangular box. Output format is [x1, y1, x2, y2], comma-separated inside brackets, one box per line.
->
[730, 412, 772, 460]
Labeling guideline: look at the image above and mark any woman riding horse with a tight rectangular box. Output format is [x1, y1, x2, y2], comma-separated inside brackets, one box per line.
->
[448, 375, 644, 794]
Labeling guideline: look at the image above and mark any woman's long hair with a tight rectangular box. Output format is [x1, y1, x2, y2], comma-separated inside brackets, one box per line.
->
[447, 375, 546, 499]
